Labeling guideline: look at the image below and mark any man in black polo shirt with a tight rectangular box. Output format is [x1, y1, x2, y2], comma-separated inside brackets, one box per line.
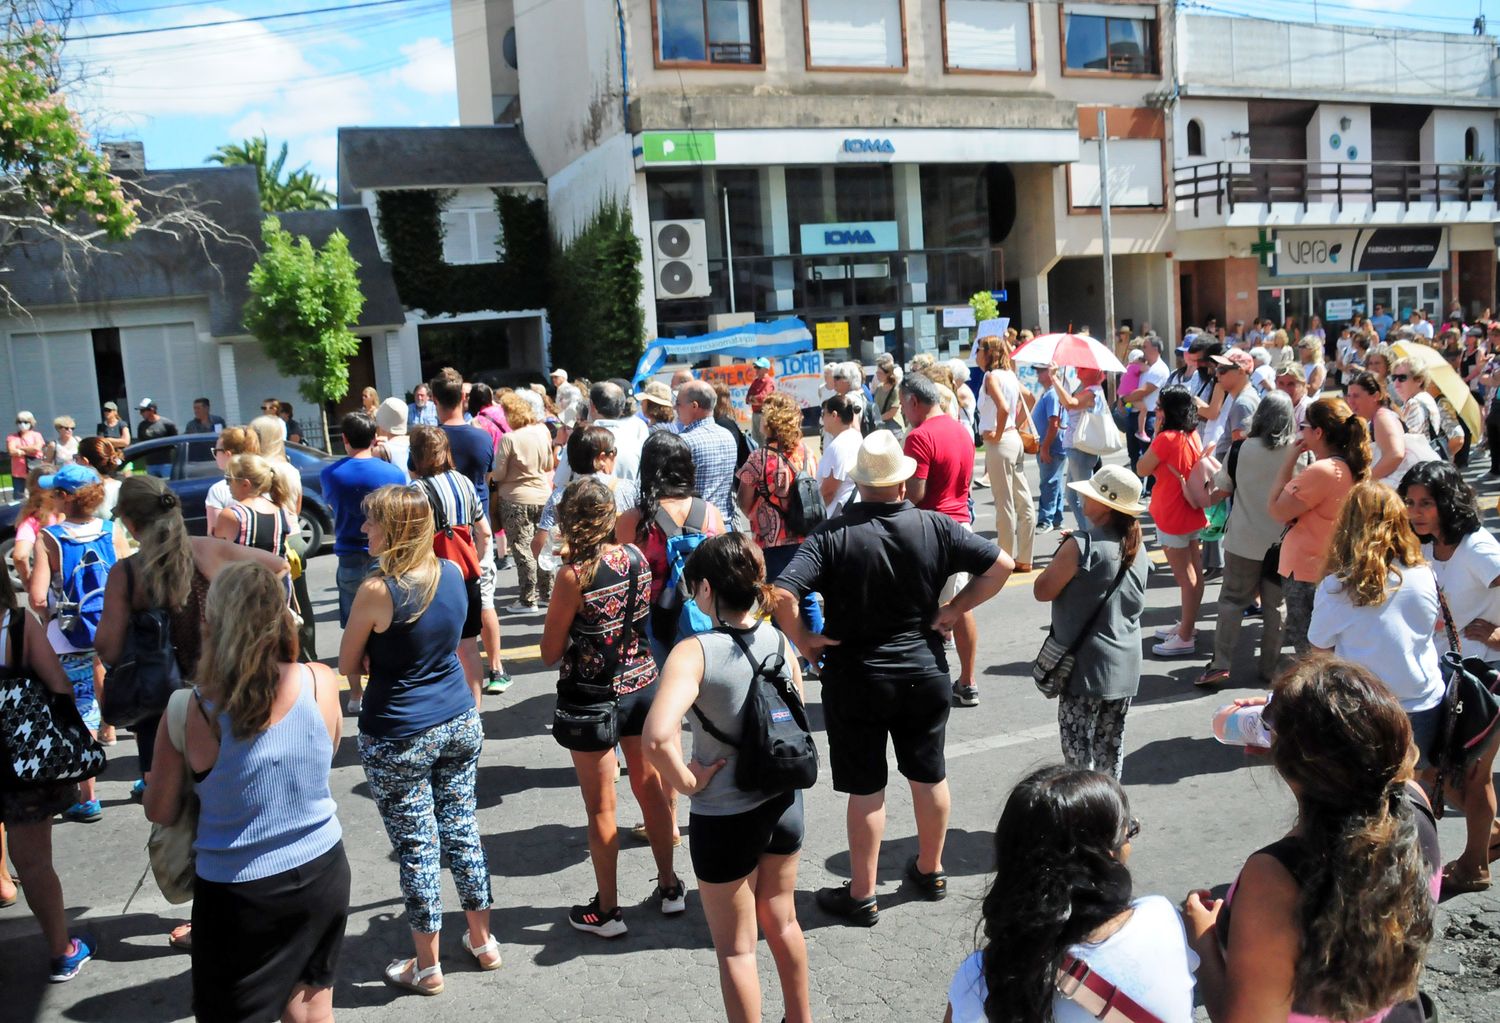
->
[772, 430, 1012, 926]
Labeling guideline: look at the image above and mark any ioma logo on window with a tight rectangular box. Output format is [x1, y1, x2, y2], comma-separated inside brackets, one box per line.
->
[842, 138, 895, 154]
[823, 228, 877, 246]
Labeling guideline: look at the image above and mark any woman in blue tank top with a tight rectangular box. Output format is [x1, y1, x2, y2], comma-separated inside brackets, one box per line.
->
[143, 562, 347, 1021]
[339, 484, 498, 995]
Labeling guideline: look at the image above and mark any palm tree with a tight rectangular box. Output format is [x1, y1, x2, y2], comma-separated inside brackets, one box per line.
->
[207, 134, 334, 212]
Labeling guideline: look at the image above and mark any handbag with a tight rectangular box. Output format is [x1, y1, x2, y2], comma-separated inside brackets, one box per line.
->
[1261, 523, 1292, 584]
[147, 688, 198, 904]
[1429, 592, 1500, 811]
[1015, 390, 1040, 456]
[553, 548, 641, 753]
[1072, 394, 1125, 456]
[1033, 543, 1133, 699]
[102, 559, 185, 728]
[0, 609, 108, 789]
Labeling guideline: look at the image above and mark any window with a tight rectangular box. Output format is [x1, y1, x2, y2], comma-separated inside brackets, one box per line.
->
[440, 206, 503, 265]
[1063, 4, 1157, 75]
[943, 0, 1033, 73]
[1465, 127, 1480, 161]
[655, 0, 762, 65]
[805, 0, 906, 70]
[1186, 119, 1204, 157]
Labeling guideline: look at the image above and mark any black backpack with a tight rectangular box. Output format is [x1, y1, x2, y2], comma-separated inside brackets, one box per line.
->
[761, 446, 826, 539]
[692, 626, 818, 795]
[102, 560, 184, 727]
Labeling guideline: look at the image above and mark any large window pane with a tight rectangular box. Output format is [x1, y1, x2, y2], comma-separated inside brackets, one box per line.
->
[707, 0, 759, 63]
[1107, 18, 1150, 73]
[1064, 14, 1108, 70]
[806, 0, 904, 69]
[945, 0, 1032, 72]
[659, 0, 708, 62]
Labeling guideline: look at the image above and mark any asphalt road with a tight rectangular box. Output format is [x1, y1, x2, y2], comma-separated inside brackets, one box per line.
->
[4, 454, 1499, 1022]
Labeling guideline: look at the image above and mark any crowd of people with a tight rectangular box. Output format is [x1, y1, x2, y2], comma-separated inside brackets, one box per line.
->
[0, 311, 1497, 1023]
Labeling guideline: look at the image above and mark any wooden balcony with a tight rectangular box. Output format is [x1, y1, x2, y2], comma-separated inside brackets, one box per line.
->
[1175, 159, 1500, 216]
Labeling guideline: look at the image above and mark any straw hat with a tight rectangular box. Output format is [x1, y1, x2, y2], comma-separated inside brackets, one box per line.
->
[1066, 465, 1146, 517]
[848, 430, 917, 487]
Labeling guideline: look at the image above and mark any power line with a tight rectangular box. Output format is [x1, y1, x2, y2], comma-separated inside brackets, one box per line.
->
[61, 0, 432, 41]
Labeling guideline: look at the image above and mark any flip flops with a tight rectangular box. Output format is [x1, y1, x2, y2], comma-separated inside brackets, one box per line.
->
[1196, 667, 1232, 688]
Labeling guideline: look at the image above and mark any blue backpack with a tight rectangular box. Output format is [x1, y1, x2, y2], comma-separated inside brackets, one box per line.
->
[46, 523, 116, 649]
[650, 499, 715, 643]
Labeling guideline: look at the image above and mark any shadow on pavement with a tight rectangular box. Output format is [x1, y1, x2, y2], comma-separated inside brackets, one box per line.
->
[1122, 735, 1250, 785]
[480, 822, 590, 878]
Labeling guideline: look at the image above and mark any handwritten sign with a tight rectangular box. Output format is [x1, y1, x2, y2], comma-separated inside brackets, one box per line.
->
[816, 321, 849, 350]
[690, 351, 826, 429]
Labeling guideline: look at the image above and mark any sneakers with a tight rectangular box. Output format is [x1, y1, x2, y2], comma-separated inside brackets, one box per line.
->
[628, 822, 682, 847]
[62, 800, 102, 823]
[503, 602, 538, 616]
[129, 779, 146, 803]
[1152, 621, 1182, 640]
[1153, 634, 1197, 657]
[346, 697, 363, 715]
[482, 672, 513, 695]
[815, 883, 879, 927]
[496, 555, 514, 571]
[656, 878, 687, 915]
[905, 856, 948, 901]
[952, 683, 979, 708]
[49, 936, 93, 983]
[568, 896, 627, 938]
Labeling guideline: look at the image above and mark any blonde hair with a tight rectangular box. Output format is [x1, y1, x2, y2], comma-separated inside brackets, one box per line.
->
[53, 415, 74, 430]
[249, 415, 286, 460]
[217, 425, 260, 457]
[196, 562, 297, 739]
[1326, 481, 1424, 607]
[115, 474, 195, 609]
[977, 335, 1013, 372]
[760, 392, 803, 455]
[362, 386, 379, 410]
[362, 484, 440, 620]
[499, 391, 537, 429]
[227, 453, 291, 509]
[1270, 329, 1290, 347]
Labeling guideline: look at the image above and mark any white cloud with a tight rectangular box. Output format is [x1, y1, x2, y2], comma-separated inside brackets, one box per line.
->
[387, 37, 456, 97]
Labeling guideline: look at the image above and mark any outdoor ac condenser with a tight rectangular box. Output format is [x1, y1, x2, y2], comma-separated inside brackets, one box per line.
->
[651, 219, 711, 300]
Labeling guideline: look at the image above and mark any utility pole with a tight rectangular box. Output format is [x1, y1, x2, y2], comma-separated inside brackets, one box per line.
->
[1098, 109, 1117, 354]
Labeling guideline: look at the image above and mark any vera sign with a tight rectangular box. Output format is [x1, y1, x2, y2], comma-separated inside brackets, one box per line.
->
[1274, 228, 1446, 276]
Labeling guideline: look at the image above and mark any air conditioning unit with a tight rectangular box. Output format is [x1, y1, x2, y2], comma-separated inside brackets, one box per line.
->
[651, 219, 711, 300]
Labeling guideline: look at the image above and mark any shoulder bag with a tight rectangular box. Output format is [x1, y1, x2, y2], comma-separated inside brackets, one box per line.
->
[1429, 591, 1500, 813]
[0, 608, 108, 790]
[1072, 389, 1125, 456]
[553, 547, 642, 753]
[1013, 382, 1041, 456]
[1033, 542, 1134, 699]
[147, 687, 198, 903]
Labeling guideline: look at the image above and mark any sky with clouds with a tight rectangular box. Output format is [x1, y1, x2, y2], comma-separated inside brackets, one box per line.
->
[52, 0, 1497, 196]
[63, 0, 458, 191]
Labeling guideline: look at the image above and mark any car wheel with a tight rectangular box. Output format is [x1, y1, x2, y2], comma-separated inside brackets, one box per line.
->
[297, 512, 325, 556]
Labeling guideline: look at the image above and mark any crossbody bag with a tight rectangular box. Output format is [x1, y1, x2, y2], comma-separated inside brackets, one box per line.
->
[552, 548, 642, 753]
[1033, 540, 1133, 699]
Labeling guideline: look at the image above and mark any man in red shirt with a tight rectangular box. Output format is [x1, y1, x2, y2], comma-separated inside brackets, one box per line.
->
[901, 373, 982, 706]
[746, 357, 775, 443]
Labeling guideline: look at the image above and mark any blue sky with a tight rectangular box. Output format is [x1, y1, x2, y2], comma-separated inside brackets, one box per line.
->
[55, 0, 1498, 194]
[65, 0, 459, 190]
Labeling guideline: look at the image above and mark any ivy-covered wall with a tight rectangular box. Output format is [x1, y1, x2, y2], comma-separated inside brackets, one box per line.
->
[374, 188, 549, 316]
[547, 201, 645, 381]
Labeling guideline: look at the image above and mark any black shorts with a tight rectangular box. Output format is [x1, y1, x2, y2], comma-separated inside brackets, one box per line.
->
[461, 577, 482, 639]
[192, 841, 350, 1020]
[689, 790, 804, 884]
[821, 670, 950, 795]
[616, 678, 658, 739]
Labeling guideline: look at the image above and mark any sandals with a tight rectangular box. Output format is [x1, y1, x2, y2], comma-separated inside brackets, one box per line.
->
[168, 923, 192, 951]
[1440, 861, 1492, 897]
[1196, 667, 1232, 688]
[462, 932, 502, 971]
[384, 958, 444, 996]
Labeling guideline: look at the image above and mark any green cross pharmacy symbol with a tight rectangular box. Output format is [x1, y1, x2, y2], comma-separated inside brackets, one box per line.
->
[1250, 230, 1277, 268]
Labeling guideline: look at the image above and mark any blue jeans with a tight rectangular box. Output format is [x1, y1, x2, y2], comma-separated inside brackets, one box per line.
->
[10, 477, 24, 499]
[1066, 449, 1100, 532]
[146, 463, 172, 479]
[336, 551, 377, 627]
[1036, 450, 1067, 527]
[762, 543, 822, 637]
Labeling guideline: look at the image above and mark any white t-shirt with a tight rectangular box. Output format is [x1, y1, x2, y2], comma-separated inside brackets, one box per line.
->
[1308, 564, 1446, 711]
[1426, 529, 1500, 664]
[977, 369, 1021, 434]
[1413, 320, 1435, 339]
[1139, 358, 1170, 412]
[947, 896, 1199, 1023]
[205, 478, 231, 513]
[1250, 364, 1276, 394]
[817, 428, 862, 515]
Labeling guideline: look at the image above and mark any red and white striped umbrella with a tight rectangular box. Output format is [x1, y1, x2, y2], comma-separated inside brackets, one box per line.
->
[1010, 332, 1127, 374]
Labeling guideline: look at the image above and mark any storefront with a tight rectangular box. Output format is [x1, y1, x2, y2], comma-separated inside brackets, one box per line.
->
[1258, 226, 1449, 334]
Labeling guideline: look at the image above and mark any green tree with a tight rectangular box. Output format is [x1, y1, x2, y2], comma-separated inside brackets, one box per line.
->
[243, 216, 365, 444]
[209, 134, 333, 212]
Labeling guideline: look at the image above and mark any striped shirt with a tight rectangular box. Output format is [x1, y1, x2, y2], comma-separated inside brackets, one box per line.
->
[410, 469, 483, 529]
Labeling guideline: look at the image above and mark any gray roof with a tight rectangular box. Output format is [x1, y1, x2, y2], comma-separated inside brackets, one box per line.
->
[337, 126, 543, 205]
[0, 166, 405, 336]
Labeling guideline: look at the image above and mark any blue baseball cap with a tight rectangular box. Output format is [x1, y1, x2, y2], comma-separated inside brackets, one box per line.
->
[37, 463, 101, 493]
[753, 357, 771, 369]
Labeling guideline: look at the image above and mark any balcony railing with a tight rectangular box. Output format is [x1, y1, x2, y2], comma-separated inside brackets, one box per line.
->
[1175, 160, 1500, 216]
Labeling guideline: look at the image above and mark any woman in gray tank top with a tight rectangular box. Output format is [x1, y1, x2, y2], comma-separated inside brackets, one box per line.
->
[644, 533, 812, 1023]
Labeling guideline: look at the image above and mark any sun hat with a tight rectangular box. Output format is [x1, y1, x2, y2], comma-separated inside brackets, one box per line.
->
[102, 401, 118, 412]
[848, 430, 917, 488]
[634, 380, 673, 409]
[37, 463, 101, 493]
[1211, 350, 1254, 372]
[1067, 465, 1146, 517]
[376, 396, 408, 436]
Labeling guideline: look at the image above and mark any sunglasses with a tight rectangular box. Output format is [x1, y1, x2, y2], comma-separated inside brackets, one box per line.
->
[1391, 374, 1411, 382]
[213, 447, 230, 455]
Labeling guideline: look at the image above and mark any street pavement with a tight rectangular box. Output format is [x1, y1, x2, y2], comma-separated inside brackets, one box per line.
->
[4, 454, 1500, 1022]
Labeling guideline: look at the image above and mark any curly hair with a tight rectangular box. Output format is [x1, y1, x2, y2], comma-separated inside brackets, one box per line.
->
[216, 425, 261, 457]
[978, 766, 1134, 1023]
[1325, 481, 1423, 607]
[558, 476, 616, 588]
[1156, 384, 1200, 433]
[59, 481, 107, 519]
[500, 391, 537, 429]
[760, 392, 803, 455]
[1397, 459, 1481, 545]
[196, 562, 298, 739]
[1264, 658, 1433, 1019]
[1306, 396, 1371, 481]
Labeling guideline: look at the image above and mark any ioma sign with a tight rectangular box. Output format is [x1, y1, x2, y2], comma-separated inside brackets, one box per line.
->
[842, 138, 895, 155]
[799, 220, 900, 256]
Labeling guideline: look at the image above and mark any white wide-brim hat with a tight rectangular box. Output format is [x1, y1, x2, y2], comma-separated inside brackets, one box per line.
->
[848, 430, 918, 487]
[1067, 465, 1147, 517]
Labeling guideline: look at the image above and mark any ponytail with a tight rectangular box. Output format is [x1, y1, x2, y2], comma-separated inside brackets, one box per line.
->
[268, 467, 292, 512]
[1307, 396, 1371, 481]
[116, 475, 194, 609]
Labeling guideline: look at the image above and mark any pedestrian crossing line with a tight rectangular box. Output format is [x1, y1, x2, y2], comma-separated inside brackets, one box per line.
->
[946, 699, 1182, 760]
[331, 644, 547, 690]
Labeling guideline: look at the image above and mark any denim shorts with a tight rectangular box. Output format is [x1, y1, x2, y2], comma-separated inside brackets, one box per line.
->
[1156, 529, 1200, 549]
[1407, 702, 1444, 770]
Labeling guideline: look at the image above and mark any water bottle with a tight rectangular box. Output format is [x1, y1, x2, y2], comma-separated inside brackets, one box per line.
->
[537, 540, 562, 574]
[1212, 702, 1272, 748]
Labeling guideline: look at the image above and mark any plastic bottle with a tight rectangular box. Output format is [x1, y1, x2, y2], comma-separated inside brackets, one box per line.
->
[1212, 702, 1272, 748]
[537, 539, 562, 574]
